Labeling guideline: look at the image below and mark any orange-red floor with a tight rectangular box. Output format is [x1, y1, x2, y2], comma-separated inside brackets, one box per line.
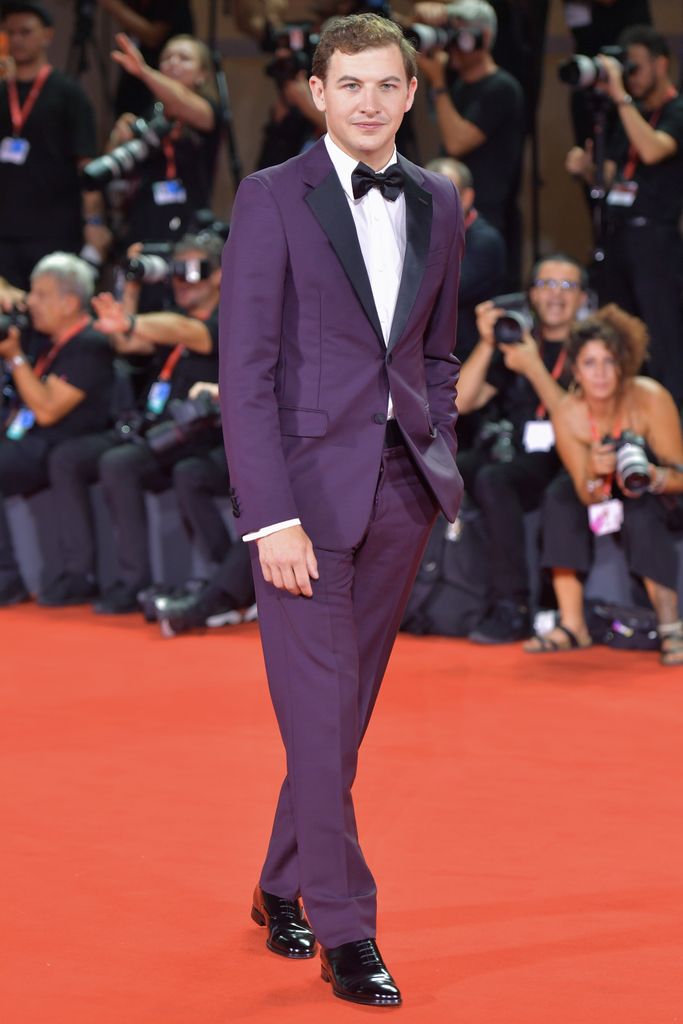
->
[2, 603, 683, 1023]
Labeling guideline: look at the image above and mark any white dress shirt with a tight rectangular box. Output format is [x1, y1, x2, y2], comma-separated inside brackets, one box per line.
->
[243, 133, 407, 543]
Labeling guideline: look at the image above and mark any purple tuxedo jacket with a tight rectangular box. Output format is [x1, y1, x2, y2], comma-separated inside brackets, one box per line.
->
[219, 138, 464, 549]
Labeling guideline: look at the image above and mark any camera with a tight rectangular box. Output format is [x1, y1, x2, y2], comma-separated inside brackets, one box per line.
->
[604, 431, 651, 495]
[121, 242, 174, 284]
[558, 45, 636, 89]
[262, 21, 319, 87]
[145, 390, 221, 455]
[405, 22, 483, 54]
[0, 305, 30, 343]
[476, 418, 515, 463]
[81, 109, 174, 190]
[491, 293, 534, 346]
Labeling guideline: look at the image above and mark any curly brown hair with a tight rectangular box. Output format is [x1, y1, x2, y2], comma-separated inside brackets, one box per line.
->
[566, 303, 649, 380]
[311, 13, 417, 83]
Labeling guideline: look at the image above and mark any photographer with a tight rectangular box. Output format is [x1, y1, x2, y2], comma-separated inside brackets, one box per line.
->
[0, 2, 110, 289]
[102, 32, 221, 248]
[525, 305, 683, 667]
[456, 254, 587, 643]
[565, 25, 683, 407]
[43, 232, 223, 612]
[0, 253, 113, 607]
[415, 0, 523, 267]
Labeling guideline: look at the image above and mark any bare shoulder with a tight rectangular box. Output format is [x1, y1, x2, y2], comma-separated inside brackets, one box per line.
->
[554, 391, 586, 437]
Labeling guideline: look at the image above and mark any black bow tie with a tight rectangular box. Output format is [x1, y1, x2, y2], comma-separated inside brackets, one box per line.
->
[351, 162, 405, 201]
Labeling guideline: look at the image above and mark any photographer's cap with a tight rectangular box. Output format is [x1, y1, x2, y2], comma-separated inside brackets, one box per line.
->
[0, 1, 54, 26]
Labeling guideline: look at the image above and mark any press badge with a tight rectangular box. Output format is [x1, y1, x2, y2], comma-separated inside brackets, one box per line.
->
[0, 136, 30, 164]
[606, 181, 638, 207]
[146, 380, 171, 415]
[588, 499, 624, 536]
[5, 406, 35, 440]
[152, 178, 187, 206]
[523, 419, 555, 453]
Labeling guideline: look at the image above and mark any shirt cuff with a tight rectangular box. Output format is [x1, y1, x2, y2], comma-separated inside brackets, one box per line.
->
[242, 518, 302, 542]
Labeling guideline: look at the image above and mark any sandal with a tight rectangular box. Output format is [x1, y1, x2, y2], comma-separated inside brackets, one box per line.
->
[658, 620, 683, 667]
[524, 623, 593, 654]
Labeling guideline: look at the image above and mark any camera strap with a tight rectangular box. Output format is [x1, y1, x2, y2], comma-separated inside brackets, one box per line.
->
[534, 347, 567, 419]
[6, 63, 53, 136]
[588, 409, 622, 499]
[158, 343, 186, 381]
[622, 86, 678, 180]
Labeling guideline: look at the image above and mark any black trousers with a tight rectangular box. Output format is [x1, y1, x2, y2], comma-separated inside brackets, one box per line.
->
[172, 447, 232, 564]
[458, 447, 561, 604]
[0, 435, 50, 585]
[540, 472, 679, 591]
[48, 434, 231, 586]
[598, 221, 683, 407]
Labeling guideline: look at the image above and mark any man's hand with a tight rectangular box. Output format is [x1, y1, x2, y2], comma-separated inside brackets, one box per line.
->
[0, 325, 22, 359]
[256, 524, 319, 597]
[474, 300, 504, 349]
[0, 279, 25, 312]
[499, 332, 542, 377]
[566, 139, 594, 178]
[594, 54, 628, 105]
[188, 381, 219, 400]
[92, 292, 130, 334]
[413, 2, 449, 25]
[416, 49, 448, 89]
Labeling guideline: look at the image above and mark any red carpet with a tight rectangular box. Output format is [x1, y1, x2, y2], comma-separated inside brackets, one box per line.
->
[2, 604, 683, 1023]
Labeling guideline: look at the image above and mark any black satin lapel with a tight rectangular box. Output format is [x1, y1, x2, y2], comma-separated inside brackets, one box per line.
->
[305, 171, 384, 345]
[387, 171, 432, 352]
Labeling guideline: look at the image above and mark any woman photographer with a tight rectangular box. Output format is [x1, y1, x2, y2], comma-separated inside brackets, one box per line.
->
[525, 304, 683, 666]
[106, 32, 221, 247]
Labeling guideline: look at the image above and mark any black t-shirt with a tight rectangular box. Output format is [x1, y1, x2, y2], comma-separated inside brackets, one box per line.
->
[457, 212, 507, 359]
[448, 68, 525, 232]
[486, 336, 573, 444]
[18, 324, 114, 446]
[138, 305, 219, 412]
[124, 100, 222, 245]
[0, 70, 96, 244]
[114, 0, 195, 117]
[607, 94, 683, 226]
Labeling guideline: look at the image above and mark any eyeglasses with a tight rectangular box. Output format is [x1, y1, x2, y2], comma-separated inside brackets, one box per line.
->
[532, 278, 581, 291]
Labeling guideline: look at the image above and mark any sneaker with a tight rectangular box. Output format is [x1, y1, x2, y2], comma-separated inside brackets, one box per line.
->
[155, 588, 241, 638]
[0, 575, 30, 607]
[468, 601, 531, 644]
[93, 581, 143, 615]
[38, 572, 98, 607]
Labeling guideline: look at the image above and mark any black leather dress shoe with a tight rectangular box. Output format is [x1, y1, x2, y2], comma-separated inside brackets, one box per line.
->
[320, 938, 402, 1006]
[250, 885, 317, 959]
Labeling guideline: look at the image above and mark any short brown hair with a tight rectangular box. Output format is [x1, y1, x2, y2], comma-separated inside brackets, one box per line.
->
[567, 303, 649, 379]
[311, 13, 417, 82]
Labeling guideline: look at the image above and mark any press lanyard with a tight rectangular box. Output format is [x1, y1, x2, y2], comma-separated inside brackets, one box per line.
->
[622, 85, 678, 180]
[33, 314, 91, 377]
[7, 63, 52, 136]
[161, 122, 182, 180]
[535, 346, 567, 420]
[158, 343, 186, 380]
[588, 410, 622, 498]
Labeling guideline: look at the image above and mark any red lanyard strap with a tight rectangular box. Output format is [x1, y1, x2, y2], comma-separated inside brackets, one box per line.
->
[7, 63, 52, 136]
[33, 315, 90, 377]
[535, 347, 567, 420]
[158, 344, 185, 380]
[587, 410, 622, 498]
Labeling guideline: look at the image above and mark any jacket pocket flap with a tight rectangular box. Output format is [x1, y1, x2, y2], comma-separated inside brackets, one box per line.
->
[278, 406, 329, 437]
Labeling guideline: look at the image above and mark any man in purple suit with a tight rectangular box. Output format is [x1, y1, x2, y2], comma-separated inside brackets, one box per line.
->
[219, 13, 463, 1006]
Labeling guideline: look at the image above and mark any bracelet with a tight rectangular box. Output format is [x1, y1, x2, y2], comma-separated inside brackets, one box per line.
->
[616, 94, 634, 107]
[9, 353, 26, 369]
[85, 215, 105, 226]
[586, 477, 603, 495]
[431, 86, 449, 98]
[648, 467, 667, 494]
[123, 314, 136, 337]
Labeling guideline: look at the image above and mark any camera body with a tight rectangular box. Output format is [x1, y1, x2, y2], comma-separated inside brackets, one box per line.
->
[0, 305, 29, 343]
[145, 390, 221, 455]
[558, 45, 636, 89]
[491, 292, 534, 346]
[603, 430, 651, 495]
[82, 109, 174, 190]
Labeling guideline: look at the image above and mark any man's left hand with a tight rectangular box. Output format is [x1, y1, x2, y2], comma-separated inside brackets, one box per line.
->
[595, 54, 628, 105]
[416, 49, 448, 89]
[0, 326, 22, 359]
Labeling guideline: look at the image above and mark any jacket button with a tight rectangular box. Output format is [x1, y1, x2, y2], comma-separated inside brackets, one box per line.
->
[372, 412, 387, 425]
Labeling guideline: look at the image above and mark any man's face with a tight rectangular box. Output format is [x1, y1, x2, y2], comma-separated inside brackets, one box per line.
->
[528, 261, 585, 334]
[171, 249, 220, 312]
[624, 44, 662, 101]
[27, 274, 78, 335]
[309, 45, 417, 169]
[3, 13, 51, 66]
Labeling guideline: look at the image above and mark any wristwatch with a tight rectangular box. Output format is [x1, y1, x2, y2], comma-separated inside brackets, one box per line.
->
[9, 354, 26, 369]
[617, 94, 634, 107]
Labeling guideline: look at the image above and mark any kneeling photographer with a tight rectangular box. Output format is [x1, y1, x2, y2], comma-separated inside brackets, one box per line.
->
[43, 231, 224, 613]
[455, 254, 587, 643]
[525, 305, 683, 667]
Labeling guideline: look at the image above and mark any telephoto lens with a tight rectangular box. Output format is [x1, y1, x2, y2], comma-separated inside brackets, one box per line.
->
[615, 434, 651, 495]
[81, 112, 173, 190]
